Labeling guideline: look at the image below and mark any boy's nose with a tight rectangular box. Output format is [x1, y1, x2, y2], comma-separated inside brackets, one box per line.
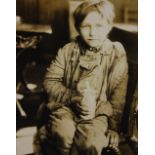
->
[89, 27, 96, 36]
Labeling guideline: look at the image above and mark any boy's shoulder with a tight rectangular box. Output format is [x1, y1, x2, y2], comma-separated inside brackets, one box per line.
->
[62, 40, 79, 51]
[114, 42, 126, 57]
[108, 39, 126, 58]
[58, 40, 79, 59]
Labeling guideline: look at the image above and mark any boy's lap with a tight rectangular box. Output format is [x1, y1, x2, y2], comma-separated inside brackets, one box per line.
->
[48, 107, 107, 140]
[37, 107, 111, 155]
[74, 117, 108, 149]
[47, 106, 76, 135]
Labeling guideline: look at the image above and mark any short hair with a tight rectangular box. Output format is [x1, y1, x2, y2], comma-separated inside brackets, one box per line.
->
[73, 0, 115, 31]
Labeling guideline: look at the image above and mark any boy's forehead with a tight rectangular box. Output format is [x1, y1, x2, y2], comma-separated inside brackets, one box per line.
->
[82, 11, 106, 23]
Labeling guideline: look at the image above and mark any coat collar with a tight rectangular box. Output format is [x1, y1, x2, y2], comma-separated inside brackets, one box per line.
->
[76, 36, 113, 56]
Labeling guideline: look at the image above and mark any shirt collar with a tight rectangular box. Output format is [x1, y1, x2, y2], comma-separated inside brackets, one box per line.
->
[77, 36, 112, 55]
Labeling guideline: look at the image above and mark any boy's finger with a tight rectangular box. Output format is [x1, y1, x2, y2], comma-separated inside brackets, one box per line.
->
[106, 132, 110, 145]
[110, 135, 119, 147]
[55, 93, 62, 103]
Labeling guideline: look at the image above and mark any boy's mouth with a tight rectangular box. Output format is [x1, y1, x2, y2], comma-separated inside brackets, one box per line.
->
[88, 38, 98, 41]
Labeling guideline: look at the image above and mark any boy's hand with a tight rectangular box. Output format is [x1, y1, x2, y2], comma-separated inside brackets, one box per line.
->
[71, 96, 89, 114]
[71, 95, 95, 119]
[107, 129, 119, 147]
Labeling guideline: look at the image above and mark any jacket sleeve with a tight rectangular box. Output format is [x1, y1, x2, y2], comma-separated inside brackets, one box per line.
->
[43, 47, 72, 110]
[108, 73, 128, 132]
[107, 42, 128, 132]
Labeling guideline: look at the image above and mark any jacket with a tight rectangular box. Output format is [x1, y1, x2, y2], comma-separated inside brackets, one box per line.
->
[44, 38, 128, 132]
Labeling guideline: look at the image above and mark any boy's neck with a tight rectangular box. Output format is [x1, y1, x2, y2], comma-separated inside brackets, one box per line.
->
[77, 36, 106, 53]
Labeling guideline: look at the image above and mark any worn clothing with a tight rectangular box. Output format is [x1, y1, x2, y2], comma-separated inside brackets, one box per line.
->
[36, 106, 108, 155]
[36, 38, 128, 155]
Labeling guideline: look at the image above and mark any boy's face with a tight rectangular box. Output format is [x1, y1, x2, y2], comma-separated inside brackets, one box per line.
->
[79, 11, 111, 48]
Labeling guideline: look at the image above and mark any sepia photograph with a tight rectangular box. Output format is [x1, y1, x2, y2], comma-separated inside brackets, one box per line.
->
[16, 0, 138, 155]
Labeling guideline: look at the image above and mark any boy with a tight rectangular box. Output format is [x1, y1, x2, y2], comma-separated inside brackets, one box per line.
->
[36, 1, 128, 155]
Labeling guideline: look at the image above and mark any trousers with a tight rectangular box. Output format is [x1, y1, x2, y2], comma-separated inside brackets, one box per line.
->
[36, 106, 109, 155]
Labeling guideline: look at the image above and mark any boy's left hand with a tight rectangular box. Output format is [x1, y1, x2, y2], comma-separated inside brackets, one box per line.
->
[107, 129, 119, 147]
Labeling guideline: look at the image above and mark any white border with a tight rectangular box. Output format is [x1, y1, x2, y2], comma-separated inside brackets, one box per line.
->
[0, 1, 16, 155]
[1, 0, 155, 155]
[139, 0, 155, 155]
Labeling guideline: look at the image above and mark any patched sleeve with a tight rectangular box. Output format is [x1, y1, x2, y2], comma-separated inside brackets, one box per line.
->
[45, 48, 65, 83]
[43, 47, 72, 110]
[108, 73, 128, 132]
[95, 101, 113, 118]
[94, 100, 112, 134]
[108, 42, 128, 132]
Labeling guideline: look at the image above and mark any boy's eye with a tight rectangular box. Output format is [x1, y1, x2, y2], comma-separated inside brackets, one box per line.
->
[80, 25, 90, 28]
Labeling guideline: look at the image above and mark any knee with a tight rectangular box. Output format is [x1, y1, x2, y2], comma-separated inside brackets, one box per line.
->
[49, 117, 76, 148]
[75, 137, 108, 155]
[84, 136, 109, 153]
[75, 129, 108, 152]
[77, 136, 96, 150]
[74, 130, 94, 150]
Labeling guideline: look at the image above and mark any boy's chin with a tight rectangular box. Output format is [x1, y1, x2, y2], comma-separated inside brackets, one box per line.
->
[88, 42, 102, 48]
[86, 40, 103, 48]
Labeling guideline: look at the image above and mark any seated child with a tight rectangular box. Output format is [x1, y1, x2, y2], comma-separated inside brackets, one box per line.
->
[35, 1, 128, 155]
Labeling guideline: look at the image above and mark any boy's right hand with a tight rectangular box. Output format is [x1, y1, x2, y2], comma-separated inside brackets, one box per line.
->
[71, 95, 95, 119]
[107, 129, 119, 147]
[71, 96, 88, 114]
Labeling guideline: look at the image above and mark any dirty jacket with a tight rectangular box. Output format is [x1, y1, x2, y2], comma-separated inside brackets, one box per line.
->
[44, 38, 128, 132]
